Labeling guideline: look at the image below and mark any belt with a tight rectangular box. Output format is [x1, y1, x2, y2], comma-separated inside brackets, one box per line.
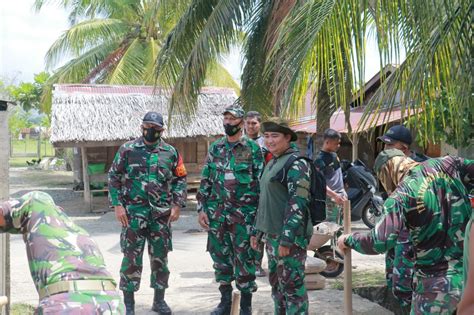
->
[39, 280, 116, 300]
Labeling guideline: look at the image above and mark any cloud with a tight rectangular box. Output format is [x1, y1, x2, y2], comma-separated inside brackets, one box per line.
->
[0, 1, 69, 82]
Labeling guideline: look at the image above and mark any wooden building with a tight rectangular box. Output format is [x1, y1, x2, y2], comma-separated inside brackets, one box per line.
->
[50, 84, 236, 210]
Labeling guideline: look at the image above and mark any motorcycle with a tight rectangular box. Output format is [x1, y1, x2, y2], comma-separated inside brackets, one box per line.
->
[341, 159, 384, 229]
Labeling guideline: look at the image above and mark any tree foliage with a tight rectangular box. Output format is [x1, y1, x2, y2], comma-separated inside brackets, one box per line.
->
[7, 72, 50, 112]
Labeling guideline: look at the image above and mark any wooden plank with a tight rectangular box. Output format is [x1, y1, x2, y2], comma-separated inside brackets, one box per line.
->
[343, 200, 353, 315]
[81, 147, 91, 211]
[0, 108, 10, 315]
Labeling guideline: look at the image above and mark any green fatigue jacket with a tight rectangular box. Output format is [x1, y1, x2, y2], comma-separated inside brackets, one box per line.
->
[196, 136, 264, 223]
[108, 137, 187, 214]
[345, 156, 474, 279]
[255, 148, 313, 249]
[0, 191, 116, 292]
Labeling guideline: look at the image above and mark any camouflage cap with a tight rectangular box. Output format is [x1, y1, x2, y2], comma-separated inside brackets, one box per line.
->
[261, 117, 297, 142]
[222, 104, 244, 118]
[374, 148, 406, 174]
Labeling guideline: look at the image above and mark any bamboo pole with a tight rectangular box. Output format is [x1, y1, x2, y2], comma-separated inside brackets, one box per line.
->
[230, 290, 240, 315]
[343, 200, 352, 315]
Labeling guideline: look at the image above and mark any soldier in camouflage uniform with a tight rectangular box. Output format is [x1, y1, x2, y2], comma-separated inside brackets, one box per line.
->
[338, 149, 474, 315]
[0, 191, 124, 314]
[377, 125, 429, 309]
[251, 118, 313, 315]
[108, 112, 187, 315]
[197, 104, 263, 315]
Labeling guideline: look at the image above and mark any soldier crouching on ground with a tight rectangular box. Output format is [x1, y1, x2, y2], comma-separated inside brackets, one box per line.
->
[338, 149, 473, 315]
[251, 118, 313, 315]
[108, 111, 187, 315]
[0, 191, 124, 314]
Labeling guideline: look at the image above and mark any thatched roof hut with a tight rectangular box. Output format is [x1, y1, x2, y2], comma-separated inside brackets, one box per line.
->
[50, 84, 237, 211]
[51, 84, 237, 147]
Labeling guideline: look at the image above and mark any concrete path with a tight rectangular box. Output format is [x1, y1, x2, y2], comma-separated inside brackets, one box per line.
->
[10, 210, 391, 315]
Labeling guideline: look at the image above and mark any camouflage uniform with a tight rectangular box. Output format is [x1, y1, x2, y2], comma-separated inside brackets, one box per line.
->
[196, 135, 263, 293]
[345, 156, 474, 315]
[255, 148, 313, 314]
[0, 191, 124, 314]
[108, 137, 187, 292]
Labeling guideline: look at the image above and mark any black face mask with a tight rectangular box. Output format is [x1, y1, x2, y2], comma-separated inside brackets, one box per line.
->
[142, 127, 161, 143]
[223, 123, 241, 136]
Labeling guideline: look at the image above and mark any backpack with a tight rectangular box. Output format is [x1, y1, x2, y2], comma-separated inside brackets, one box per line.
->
[271, 154, 326, 226]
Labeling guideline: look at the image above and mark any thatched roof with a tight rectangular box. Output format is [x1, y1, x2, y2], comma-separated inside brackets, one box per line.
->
[50, 84, 237, 146]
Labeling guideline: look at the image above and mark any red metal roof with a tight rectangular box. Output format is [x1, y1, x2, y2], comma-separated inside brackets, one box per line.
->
[291, 106, 407, 134]
[53, 84, 236, 95]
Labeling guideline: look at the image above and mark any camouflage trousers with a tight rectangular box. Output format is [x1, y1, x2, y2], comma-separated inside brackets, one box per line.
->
[37, 291, 124, 314]
[207, 218, 257, 293]
[385, 239, 415, 306]
[120, 207, 172, 292]
[410, 272, 462, 315]
[265, 235, 308, 315]
[253, 241, 265, 269]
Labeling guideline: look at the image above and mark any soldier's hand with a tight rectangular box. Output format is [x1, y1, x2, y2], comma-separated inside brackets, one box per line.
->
[278, 245, 290, 257]
[169, 205, 180, 223]
[198, 212, 209, 230]
[115, 205, 128, 227]
[250, 236, 258, 250]
[337, 234, 350, 253]
[333, 194, 346, 205]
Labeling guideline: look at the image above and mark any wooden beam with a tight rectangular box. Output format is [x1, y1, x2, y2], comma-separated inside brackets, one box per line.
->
[352, 133, 359, 162]
[81, 147, 91, 211]
[343, 200, 353, 315]
[53, 140, 128, 148]
[0, 106, 10, 315]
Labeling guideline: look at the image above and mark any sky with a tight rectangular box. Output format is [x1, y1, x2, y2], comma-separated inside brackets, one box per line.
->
[0, 1, 390, 85]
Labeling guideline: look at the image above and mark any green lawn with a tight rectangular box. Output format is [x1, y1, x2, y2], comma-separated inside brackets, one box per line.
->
[329, 269, 386, 290]
[11, 303, 35, 315]
[11, 139, 55, 157]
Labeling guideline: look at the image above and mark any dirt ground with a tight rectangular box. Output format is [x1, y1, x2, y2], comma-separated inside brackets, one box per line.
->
[7, 167, 391, 314]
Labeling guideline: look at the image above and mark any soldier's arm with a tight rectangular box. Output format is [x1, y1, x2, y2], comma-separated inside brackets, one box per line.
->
[280, 159, 311, 247]
[345, 197, 402, 254]
[196, 151, 214, 213]
[457, 157, 474, 192]
[252, 143, 264, 195]
[170, 152, 188, 207]
[108, 146, 127, 206]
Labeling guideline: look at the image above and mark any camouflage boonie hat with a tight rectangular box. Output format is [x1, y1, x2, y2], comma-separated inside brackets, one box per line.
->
[223, 104, 244, 118]
[262, 117, 298, 142]
[374, 148, 406, 174]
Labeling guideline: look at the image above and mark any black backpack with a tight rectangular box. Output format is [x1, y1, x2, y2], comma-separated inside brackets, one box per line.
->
[271, 154, 326, 226]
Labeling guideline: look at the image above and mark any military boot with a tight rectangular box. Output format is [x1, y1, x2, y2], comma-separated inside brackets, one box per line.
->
[151, 289, 172, 315]
[210, 284, 232, 315]
[239, 292, 252, 315]
[123, 291, 135, 315]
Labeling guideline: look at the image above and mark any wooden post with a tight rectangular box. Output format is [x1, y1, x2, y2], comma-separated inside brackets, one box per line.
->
[0, 104, 11, 315]
[81, 147, 91, 211]
[343, 200, 352, 315]
[36, 130, 41, 159]
[230, 290, 240, 315]
[352, 133, 359, 162]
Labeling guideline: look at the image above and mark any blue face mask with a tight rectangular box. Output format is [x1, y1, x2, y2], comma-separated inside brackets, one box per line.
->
[143, 127, 161, 143]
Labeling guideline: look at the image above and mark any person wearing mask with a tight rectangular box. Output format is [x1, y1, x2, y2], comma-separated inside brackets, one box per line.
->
[197, 104, 264, 315]
[108, 111, 187, 315]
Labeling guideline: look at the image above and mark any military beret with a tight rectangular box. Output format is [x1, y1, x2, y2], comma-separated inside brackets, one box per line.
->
[374, 148, 406, 174]
[261, 117, 298, 142]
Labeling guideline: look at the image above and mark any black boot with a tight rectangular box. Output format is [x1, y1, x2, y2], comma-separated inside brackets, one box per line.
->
[123, 291, 135, 315]
[210, 284, 232, 315]
[151, 289, 172, 315]
[239, 292, 252, 315]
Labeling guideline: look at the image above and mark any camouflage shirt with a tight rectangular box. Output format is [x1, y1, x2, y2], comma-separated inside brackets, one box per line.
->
[196, 136, 264, 223]
[0, 191, 115, 291]
[346, 156, 474, 277]
[108, 137, 187, 213]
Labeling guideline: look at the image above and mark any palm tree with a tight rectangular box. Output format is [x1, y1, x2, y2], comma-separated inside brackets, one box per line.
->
[155, 0, 472, 146]
[34, 0, 239, 114]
